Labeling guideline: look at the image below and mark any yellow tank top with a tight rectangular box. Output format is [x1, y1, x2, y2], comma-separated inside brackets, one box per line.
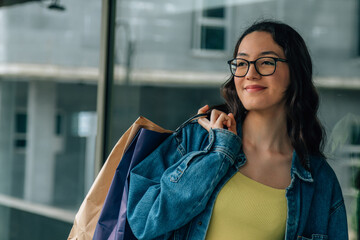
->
[206, 172, 287, 240]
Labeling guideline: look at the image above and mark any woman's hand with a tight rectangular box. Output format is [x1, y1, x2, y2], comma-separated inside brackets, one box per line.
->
[197, 105, 237, 135]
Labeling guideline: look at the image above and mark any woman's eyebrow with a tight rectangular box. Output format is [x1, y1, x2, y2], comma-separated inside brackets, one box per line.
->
[236, 51, 280, 57]
[237, 52, 248, 57]
[259, 51, 280, 57]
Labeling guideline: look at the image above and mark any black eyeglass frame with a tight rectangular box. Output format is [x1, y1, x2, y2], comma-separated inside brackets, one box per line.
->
[227, 57, 288, 77]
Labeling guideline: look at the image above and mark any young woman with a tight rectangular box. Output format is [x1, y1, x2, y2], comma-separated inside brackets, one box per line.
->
[127, 20, 348, 240]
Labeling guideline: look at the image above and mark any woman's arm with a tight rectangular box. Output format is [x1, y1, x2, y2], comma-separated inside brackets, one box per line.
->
[327, 177, 349, 240]
[127, 123, 241, 239]
[327, 199, 348, 239]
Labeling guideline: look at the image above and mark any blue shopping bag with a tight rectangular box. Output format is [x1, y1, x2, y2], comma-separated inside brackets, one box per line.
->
[93, 128, 171, 240]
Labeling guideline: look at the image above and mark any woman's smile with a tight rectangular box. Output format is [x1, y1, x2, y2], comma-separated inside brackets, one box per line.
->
[244, 85, 267, 93]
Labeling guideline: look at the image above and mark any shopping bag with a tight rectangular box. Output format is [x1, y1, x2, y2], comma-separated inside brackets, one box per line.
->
[68, 116, 173, 240]
[93, 128, 171, 240]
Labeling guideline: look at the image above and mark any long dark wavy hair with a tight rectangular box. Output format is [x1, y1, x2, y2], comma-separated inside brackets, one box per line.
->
[217, 20, 325, 168]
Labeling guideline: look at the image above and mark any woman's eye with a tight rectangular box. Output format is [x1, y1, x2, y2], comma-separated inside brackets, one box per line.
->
[237, 62, 247, 67]
[261, 60, 275, 66]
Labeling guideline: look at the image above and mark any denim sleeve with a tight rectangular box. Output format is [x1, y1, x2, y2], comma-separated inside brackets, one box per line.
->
[328, 200, 348, 239]
[127, 124, 242, 239]
[327, 180, 349, 240]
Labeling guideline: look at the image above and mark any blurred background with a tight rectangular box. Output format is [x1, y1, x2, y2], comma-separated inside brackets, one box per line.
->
[0, 0, 359, 239]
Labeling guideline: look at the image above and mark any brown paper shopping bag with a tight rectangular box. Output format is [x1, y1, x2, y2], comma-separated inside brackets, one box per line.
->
[68, 116, 172, 240]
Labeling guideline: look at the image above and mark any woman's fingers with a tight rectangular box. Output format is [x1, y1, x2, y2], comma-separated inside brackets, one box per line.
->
[198, 105, 211, 131]
[198, 117, 211, 132]
[210, 109, 219, 126]
[227, 113, 237, 135]
[213, 111, 230, 129]
[197, 105, 211, 131]
[198, 105, 209, 114]
[197, 107, 237, 135]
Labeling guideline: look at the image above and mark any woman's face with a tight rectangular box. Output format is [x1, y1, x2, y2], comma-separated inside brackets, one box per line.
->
[234, 31, 290, 114]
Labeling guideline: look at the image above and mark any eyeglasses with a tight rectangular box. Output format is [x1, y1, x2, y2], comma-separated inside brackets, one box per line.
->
[227, 57, 288, 77]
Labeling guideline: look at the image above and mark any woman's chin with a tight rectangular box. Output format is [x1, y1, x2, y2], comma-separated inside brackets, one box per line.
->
[241, 103, 263, 112]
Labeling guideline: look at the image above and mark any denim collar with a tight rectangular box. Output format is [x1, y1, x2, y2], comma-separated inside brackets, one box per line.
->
[291, 151, 313, 182]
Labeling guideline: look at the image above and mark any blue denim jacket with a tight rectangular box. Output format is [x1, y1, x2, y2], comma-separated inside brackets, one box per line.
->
[127, 119, 348, 240]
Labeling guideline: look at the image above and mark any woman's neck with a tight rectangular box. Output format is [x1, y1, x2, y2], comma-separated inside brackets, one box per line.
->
[242, 108, 293, 154]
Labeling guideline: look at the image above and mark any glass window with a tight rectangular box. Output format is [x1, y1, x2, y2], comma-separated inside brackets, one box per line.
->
[203, 7, 225, 18]
[14, 112, 27, 150]
[202, 0, 225, 18]
[15, 113, 27, 134]
[200, 26, 225, 50]
[0, 1, 101, 239]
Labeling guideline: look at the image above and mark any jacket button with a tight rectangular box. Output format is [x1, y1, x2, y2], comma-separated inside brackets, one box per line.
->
[198, 221, 202, 226]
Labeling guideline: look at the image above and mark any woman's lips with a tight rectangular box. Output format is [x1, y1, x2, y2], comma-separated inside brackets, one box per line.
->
[245, 85, 267, 93]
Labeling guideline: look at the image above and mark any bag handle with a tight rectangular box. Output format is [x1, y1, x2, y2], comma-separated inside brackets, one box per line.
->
[175, 113, 208, 132]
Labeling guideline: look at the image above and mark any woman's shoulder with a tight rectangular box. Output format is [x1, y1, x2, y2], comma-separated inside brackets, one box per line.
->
[309, 155, 335, 177]
[308, 155, 342, 191]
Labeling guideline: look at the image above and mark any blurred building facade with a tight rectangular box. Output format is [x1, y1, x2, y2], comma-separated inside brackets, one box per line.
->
[0, 0, 359, 239]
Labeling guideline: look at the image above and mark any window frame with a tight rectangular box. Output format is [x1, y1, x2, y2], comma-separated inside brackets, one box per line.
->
[192, 0, 231, 58]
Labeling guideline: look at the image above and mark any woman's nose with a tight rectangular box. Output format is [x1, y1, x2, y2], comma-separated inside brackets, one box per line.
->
[245, 63, 261, 80]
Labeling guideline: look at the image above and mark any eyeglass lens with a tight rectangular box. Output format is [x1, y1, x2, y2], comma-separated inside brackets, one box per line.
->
[230, 58, 276, 77]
